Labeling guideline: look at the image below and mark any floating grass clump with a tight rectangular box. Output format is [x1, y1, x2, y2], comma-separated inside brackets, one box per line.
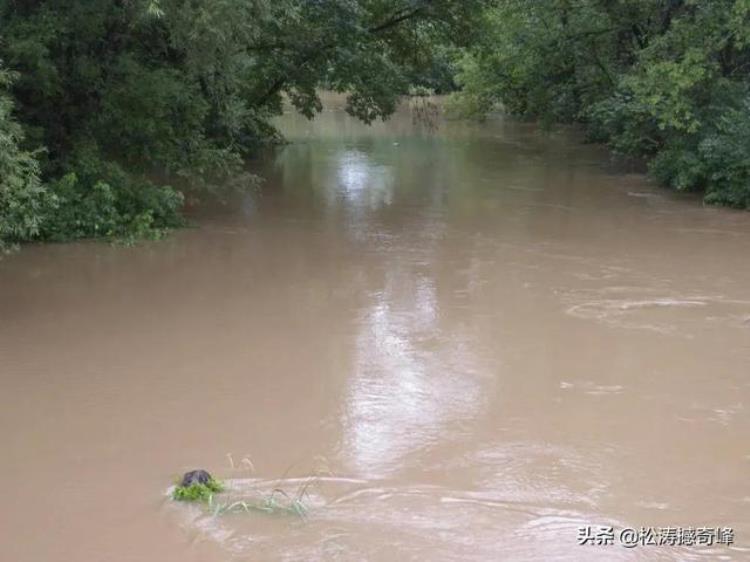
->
[170, 467, 316, 520]
[172, 479, 224, 502]
[212, 489, 309, 520]
[172, 469, 224, 502]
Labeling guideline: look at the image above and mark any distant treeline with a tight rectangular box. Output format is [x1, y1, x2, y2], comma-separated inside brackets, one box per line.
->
[0, 0, 484, 250]
[448, 0, 750, 208]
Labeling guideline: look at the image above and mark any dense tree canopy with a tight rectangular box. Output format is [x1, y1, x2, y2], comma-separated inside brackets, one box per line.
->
[449, 0, 750, 208]
[0, 63, 48, 251]
[0, 0, 486, 247]
[1, 0, 748, 251]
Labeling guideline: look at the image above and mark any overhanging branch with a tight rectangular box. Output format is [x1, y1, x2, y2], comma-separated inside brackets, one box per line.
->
[255, 2, 434, 107]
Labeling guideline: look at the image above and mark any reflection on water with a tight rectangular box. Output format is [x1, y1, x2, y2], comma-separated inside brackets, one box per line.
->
[336, 149, 395, 209]
[344, 269, 486, 476]
[1, 94, 749, 561]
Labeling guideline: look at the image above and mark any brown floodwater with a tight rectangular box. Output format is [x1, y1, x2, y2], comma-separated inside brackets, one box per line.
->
[1, 95, 750, 561]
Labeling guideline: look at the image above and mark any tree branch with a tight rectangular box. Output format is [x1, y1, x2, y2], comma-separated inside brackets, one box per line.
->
[368, 7, 425, 34]
[255, 3, 434, 108]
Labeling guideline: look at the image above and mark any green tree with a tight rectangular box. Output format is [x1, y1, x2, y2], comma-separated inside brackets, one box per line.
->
[0, 64, 50, 252]
[451, 0, 750, 208]
[0, 0, 487, 248]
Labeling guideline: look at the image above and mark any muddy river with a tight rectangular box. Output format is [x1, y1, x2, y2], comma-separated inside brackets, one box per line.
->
[1, 96, 749, 561]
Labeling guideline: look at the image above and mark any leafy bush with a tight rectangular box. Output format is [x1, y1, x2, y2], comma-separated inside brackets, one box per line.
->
[41, 167, 184, 243]
[444, 53, 499, 120]
[453, 0, 750, 208]
[586, 91, 664, 157]
[0, 67, 52, 252]
[699, 101, 750, 208]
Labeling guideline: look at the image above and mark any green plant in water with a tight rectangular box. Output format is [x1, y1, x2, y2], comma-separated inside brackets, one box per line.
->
[171, 462, 320, 519]
[172, 477, 224, 502]
[211, 488, 309, 520]
[210, 471, 317, 520]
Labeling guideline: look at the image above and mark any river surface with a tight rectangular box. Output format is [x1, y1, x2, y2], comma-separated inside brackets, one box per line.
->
[1, 96, 749, 561]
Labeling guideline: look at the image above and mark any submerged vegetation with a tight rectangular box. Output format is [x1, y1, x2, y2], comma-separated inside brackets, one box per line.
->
[449, 0, 750, 208]
[0, 0, 485, 250]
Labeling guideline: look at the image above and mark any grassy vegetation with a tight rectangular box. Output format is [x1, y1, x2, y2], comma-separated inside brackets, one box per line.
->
[172, 476, 224, 503]
[172, 473, 314, 520]
[211, 489, 309, 520]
